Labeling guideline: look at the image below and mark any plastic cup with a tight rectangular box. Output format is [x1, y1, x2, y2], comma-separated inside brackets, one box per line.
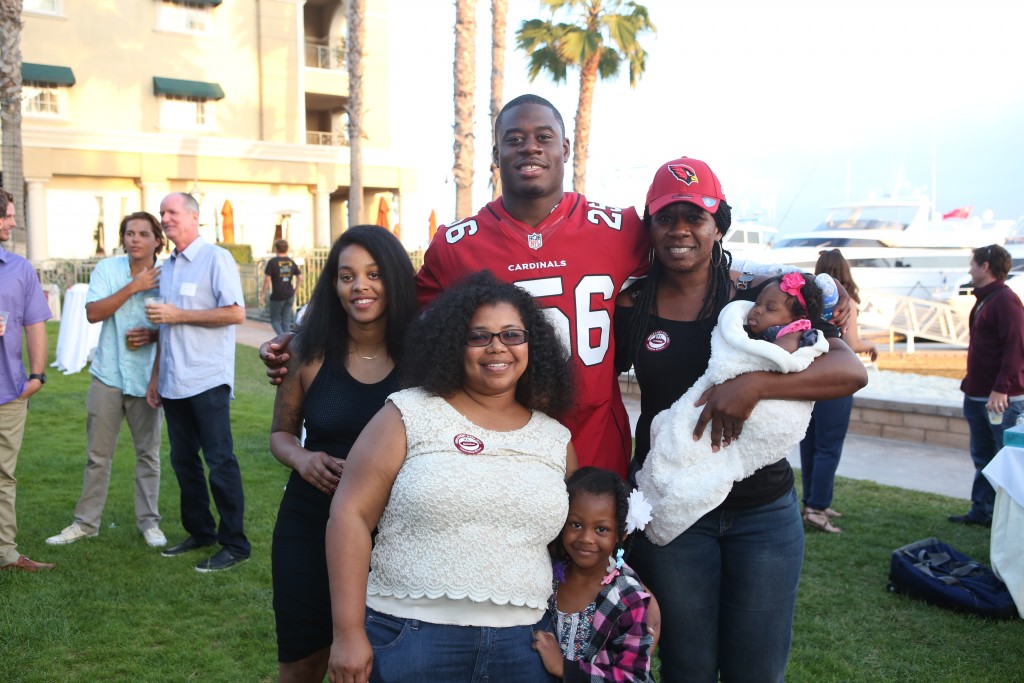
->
[144, 296, 163, 326]
[988, 410, 1004, 426]
[126, 328, 146, 350]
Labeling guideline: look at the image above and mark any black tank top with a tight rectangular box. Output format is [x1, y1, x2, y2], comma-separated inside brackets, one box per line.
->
[302, 358, 400, 460]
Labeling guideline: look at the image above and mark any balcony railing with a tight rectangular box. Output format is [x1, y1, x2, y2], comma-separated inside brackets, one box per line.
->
[306, 131, 348, 146]
[305, 42, 345, 70]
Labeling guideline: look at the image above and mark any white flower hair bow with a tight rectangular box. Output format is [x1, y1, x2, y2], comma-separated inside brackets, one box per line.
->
[625, 489, 653, 534]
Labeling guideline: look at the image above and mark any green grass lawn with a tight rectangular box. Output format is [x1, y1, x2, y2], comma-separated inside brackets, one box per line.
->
[1, 322, 1019, 682]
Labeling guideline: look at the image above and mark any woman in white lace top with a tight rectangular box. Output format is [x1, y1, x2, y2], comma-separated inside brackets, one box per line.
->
[326, 272, 578, 683]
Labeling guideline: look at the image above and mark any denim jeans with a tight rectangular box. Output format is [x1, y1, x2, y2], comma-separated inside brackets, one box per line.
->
[365, 607, 556, 683]
[799, 395, 854, 510]
[268, 296, 295, 335]
[962, 396, 1024, 522]
[629, 488, 804, 683]
[162, 384, 250, 557]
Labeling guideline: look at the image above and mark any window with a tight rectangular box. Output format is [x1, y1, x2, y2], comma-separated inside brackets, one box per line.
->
[22, 85, 65, 117]
[23, 0, 61, 15]
[160, 95, 216, 131]
[157, 1, 214, 35]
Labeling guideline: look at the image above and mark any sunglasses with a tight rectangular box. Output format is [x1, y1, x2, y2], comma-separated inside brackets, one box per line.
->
[465, 329, 529, 347]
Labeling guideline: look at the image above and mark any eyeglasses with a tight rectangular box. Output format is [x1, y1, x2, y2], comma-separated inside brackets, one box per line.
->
[465, 329, 529, 347]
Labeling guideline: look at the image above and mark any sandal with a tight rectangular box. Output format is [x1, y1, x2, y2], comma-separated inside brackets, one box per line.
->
[825, 507, 843, 519]
[803, 508, 841, 534]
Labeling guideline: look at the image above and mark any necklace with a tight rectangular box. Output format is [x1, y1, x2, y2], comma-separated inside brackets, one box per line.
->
[350, 348, 381, 361]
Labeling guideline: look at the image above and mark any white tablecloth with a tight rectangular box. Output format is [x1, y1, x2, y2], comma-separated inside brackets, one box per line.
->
[984, 446, 1024, 618]
[52, 283, 102, 375]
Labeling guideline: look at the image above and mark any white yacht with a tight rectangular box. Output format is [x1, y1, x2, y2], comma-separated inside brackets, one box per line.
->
[722, 217, 778, 259]
[769, 197, 1014, 299]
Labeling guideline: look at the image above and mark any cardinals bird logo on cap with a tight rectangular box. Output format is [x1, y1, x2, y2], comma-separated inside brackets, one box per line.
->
[668, 164, 698, 186]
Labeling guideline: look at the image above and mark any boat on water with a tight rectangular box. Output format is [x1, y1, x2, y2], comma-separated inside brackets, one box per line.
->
[768, 196, 1015, 299]
[722, 216, 778, 260]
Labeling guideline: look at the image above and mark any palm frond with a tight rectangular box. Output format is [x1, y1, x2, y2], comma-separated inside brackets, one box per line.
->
[526, 48, 570, 83]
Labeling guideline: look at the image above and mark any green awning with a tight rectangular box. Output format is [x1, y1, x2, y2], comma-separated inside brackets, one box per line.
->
[153, 77, 225, 100]
[21, 63, 75, 86]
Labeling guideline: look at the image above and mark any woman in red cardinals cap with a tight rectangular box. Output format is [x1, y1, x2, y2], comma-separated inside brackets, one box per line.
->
[614, 157, 867, 682]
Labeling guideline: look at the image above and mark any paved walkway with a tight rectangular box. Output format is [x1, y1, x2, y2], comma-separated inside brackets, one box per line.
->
[239, 318, 973, 502]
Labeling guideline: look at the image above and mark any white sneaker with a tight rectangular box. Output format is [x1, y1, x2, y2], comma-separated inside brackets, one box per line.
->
[143, 527, 167, 548]
[45, 523, 98, 545]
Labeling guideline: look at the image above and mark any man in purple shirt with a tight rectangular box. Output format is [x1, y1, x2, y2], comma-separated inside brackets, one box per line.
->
[0, 188, 55, 572]
[950, 244, 1024, 528]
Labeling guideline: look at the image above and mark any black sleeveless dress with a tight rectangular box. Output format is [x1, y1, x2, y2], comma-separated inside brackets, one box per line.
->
[271, 358, 399, 662]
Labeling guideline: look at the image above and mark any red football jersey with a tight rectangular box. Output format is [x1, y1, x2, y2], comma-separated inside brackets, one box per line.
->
[415, 193, 649, 477]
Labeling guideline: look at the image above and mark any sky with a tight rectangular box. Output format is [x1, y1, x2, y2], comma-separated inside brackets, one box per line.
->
[386, 0, 1024, 248]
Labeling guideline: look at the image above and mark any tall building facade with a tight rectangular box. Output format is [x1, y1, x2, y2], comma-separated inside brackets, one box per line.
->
[15, 0, 413, 260]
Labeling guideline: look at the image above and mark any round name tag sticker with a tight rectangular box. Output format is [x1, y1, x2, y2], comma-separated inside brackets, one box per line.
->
[454, 433, 485, 455]
[645, 330, 670, 352]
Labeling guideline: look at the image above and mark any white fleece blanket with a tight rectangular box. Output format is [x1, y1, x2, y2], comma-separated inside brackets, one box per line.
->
[636, 300, 829, 546]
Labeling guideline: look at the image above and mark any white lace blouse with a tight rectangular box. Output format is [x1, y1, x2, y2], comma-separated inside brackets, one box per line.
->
[366, 387, 571, 626]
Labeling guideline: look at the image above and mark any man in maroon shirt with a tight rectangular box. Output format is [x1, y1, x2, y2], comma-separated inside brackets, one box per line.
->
[950, 244, 1024, 527]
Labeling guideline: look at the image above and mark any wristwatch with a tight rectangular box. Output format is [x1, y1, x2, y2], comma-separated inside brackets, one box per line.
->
[29, 373, 46, 384]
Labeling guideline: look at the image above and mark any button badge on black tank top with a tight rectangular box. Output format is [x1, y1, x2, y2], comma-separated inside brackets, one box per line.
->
[454, 433, 485, 455]
[645, 330, 670, 352]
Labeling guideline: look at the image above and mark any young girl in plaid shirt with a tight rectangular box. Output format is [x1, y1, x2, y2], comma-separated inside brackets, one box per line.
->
[533, 467, 658, 682]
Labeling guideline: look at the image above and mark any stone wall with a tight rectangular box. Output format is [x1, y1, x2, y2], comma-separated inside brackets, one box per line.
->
[848, 396, 968, 450]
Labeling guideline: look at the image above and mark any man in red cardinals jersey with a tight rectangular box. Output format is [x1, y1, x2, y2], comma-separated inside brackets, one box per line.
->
[417, 94, 649, 476]
[259, 94, 647, 476]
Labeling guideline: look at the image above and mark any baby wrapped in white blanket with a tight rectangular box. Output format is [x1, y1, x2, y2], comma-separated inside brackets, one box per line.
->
[636, 299, 829, 546]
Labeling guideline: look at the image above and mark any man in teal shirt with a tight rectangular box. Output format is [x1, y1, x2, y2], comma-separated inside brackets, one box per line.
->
[46, 212, 167, 549]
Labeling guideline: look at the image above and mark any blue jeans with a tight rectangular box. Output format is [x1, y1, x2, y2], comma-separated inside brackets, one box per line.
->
[629, 489, 804, 683]
[799, 395, 854, 510]
[268, 296, 295, 335]
[365, 607, 556, 683]
[162, 385, 250, 557]
[962, 396, 1024, 522]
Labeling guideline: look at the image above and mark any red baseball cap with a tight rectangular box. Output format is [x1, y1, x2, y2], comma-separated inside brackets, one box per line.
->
[645, 157, 727, 215]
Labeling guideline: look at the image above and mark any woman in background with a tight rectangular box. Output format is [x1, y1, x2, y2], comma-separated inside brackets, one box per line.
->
[799, 248, 877, 534]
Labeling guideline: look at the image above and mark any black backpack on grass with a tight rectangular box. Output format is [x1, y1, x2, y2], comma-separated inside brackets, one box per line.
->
[887, 537, 1018, 620]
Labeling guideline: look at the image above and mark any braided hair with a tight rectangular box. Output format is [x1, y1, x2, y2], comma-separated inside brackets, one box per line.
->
[620, 201, 734, 369]
[550, 466, 632, 564]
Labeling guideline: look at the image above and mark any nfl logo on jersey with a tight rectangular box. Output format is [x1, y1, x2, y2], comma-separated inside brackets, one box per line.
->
[527, 233, 543, 250]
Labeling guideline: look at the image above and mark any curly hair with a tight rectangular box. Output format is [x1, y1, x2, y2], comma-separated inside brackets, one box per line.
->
[549, 466, 631, 564]
[118, 212, 165, 262]
[765, 272, 825, 329]
[402, 270, 574, 419]
[295, 225, 417, 369]
[814, 248, 860, 304]
[620, 200, 734, 368]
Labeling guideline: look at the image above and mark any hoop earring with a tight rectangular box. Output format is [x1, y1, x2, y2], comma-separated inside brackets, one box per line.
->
[711, 241, 723, 268]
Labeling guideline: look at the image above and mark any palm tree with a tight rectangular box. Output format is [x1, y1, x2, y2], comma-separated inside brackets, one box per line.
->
[346, 0, 365, 231]
[489, 0, 507, 200]
[0, 0, 25, 253]
[517, 0, 654, 194]
[453, 0, 476, 219]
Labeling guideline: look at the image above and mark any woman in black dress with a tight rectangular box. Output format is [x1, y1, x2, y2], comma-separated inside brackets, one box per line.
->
[269, 226, 417, 682]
